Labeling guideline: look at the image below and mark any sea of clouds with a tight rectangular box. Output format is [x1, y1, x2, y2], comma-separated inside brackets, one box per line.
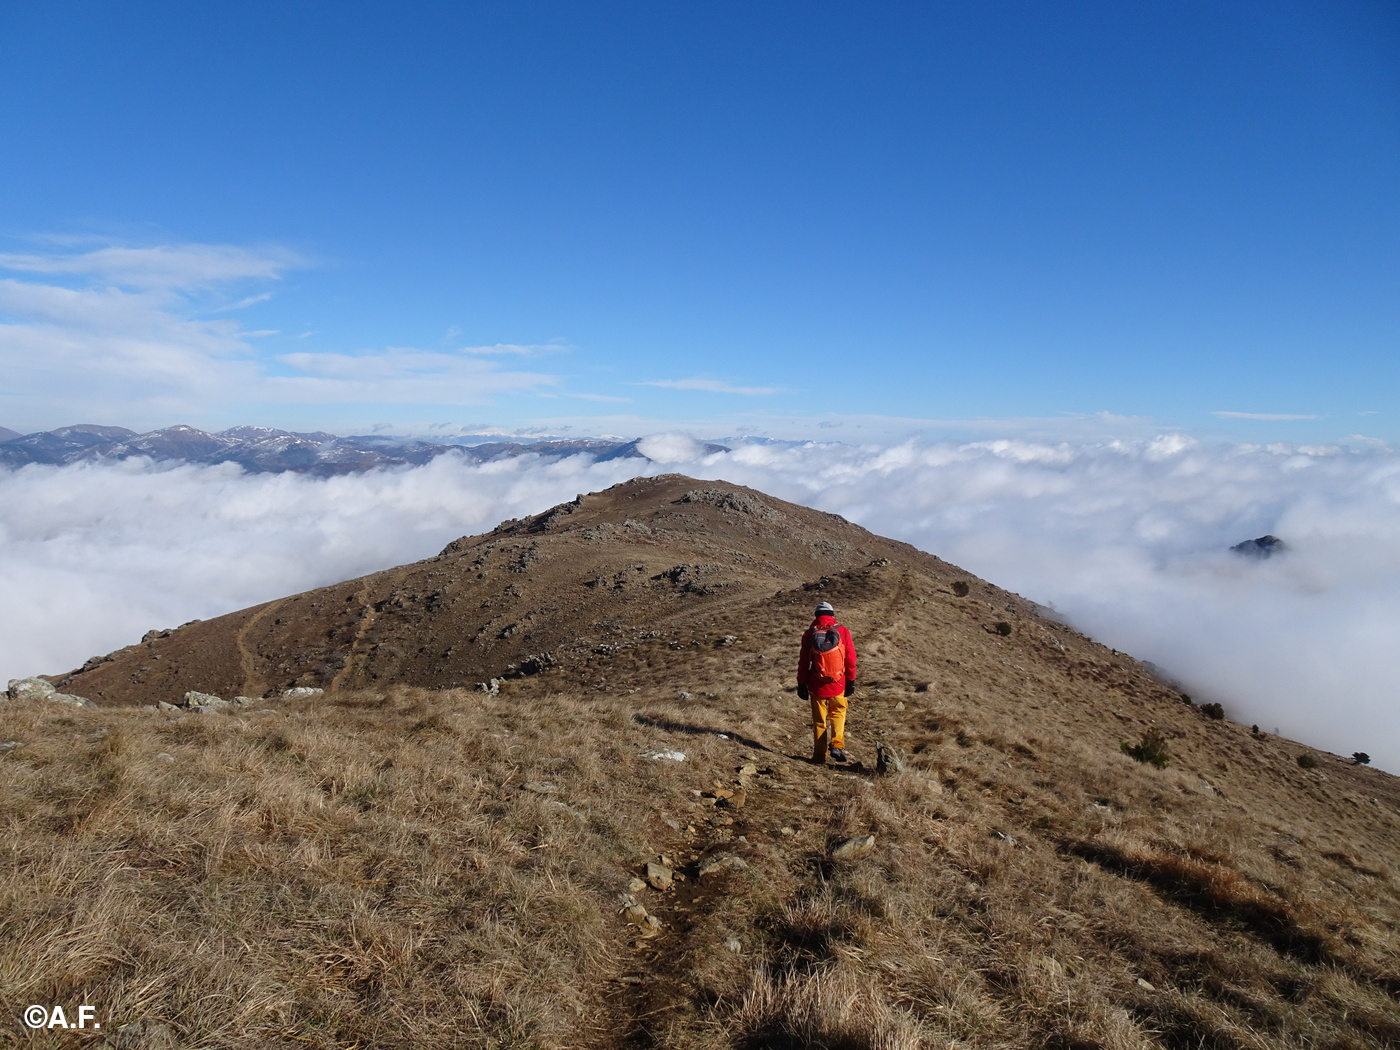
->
[3, 433, 1397, 771]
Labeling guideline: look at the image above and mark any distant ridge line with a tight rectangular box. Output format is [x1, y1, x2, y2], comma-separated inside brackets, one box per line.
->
[0, 423, 730, 474]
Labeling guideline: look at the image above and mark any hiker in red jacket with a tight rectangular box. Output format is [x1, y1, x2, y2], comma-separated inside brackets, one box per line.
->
[797, 601, 857, 764]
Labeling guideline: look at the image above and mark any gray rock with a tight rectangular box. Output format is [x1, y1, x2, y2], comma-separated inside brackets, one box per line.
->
[522, 781, 559, 794]
[477, 678, 501, 696]
[281, 686, 323, 700]
[156, 701, 180, 712]
[676, 690, 692, 701]
[183, 691, 227, 708]
[875, 742, 905, 775]
[232, 696, 258, 706]
[48, 692, 96, 708]
[155, 753, 175, 763]
[831, 834, 876, 861]
[640, 748, 686, 762]
[0, 741, 21, 753]
[7, 677, 55, 701]
[627, 877, 648, 894]
[645, 862, 674, 890]
[696, 854, 750, 878]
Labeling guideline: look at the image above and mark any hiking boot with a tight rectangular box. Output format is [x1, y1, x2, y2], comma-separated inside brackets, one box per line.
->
[829, 748, 847, 763]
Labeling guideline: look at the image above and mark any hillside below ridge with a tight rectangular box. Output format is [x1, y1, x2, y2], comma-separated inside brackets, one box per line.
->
[55, 472, 965, 706]
[3, 473, 1398, 1047]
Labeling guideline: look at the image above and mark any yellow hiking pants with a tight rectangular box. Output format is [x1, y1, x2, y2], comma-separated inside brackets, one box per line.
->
[811, 693, 849, 759]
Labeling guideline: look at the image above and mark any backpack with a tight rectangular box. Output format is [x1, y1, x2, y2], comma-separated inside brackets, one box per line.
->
[807, 624, 846, 687]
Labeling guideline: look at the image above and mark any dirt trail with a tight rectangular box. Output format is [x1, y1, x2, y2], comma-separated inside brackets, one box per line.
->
[602, 744, 862, 1048]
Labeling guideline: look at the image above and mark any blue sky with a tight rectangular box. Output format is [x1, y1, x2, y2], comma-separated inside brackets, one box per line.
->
[1, 0, 1397, 442]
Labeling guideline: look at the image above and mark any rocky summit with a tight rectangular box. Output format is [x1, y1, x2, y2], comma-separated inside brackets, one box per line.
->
[4, 474, 1398, 1048]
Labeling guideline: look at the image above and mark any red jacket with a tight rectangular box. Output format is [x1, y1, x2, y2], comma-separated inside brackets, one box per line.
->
[797, 615, 857, 699]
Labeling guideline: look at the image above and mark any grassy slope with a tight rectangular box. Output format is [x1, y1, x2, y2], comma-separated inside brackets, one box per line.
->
[3, 554, 1399, 1049]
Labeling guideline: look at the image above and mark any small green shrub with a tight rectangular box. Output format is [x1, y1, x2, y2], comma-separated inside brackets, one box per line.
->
[1199, 702, 1225, 721]
[1352, 752, 1371, 766]
[1251, 725, 1262, 737]
[951, 581, 970, 597]
[994, 621, 1013, 636]
[1122, 730, 1171, 768]
[1296, 753, 1318, 770]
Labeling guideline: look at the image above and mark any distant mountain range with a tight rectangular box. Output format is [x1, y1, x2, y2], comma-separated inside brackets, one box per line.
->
[0, 424, 729, 474]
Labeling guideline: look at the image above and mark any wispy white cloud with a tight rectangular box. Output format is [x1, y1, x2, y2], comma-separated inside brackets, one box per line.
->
[1213, 411, 1322, 421]
[459, 342, 570, 356]
[270, 348, 560, 404]
[0, 243, 300, 291]
[569, 392, 632, 403]
[0, 240, 564, 427]
[640, 377, 778, 396]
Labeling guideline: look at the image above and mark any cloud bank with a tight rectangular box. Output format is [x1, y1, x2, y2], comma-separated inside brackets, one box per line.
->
[2, 435, 1397, 771]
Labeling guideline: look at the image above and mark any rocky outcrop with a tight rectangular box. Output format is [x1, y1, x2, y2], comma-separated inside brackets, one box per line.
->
[6, 677, 96, 708]
[1230, 534, 1287, 558]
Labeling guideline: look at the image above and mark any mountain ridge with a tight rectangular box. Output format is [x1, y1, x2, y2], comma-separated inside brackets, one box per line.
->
[0, 423, 729, 474]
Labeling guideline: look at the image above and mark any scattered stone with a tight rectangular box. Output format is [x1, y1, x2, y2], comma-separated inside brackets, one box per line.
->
[7, 677, 55, 701]
[664, 819, 681, 830]
[522, 781, 559, 794]
[894, 701, 906, 711]
[1136, 978, 1156, 992]
[676, 691, 692, 701]
[696, 854, 749, 878]
[232, 696, 258, 706]
[726, 937, 742, 953]
[156, 701, 179, 712]
[184, 691, 227, 708]
[641, 748, 686, 761]
[156, 753, 175, 763]
[992, 830, 1017, 846]
[619, 898, 662, 937]
[721, 790, 747, 809]
[477, 678, 501, 695]
[779, 826, 794, 836]
[645, 862, 674, 890]
[716, 634, 738, 647]
[713, 815, 734, 826]
[699, 796, 719, 807]
[627, 877, 648, 894]
[831, 835, 876, 861]
[875, 742, 905, 775]
[0, 741, 20, 753]
[281, 686, 324, 700]
[738, 763, 758, 777]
